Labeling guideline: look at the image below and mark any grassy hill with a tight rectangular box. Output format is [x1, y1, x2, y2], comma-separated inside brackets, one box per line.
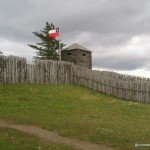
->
[0, 84, 150, 149]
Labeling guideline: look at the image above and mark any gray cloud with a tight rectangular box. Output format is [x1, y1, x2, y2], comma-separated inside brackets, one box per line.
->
[93, 55, 148, 71]
[0, 0, 150, 73]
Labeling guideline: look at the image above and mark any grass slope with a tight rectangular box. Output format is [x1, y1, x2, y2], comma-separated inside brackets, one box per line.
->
[0, 84, 150, 149]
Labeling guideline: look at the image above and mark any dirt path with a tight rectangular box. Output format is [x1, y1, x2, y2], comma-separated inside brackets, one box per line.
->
[0, 119, 116, 150]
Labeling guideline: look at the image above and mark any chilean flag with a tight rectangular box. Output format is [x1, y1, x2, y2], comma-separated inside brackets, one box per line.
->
[48, 28, 60, 38]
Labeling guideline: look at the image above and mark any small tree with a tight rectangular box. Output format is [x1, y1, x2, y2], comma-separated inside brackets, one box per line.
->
[0, 51, 3, 55]
[28, 22, 65, 60]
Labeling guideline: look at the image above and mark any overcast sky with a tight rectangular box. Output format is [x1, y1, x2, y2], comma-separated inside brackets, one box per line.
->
[0, 0, 150, 77]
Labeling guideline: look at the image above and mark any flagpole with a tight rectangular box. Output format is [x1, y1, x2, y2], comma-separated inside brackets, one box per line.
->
[59, 38, 61, 61]
[59, 28, 61, 61]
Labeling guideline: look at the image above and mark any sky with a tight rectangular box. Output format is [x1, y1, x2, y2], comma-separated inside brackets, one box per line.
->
[0, 0, 150, 78]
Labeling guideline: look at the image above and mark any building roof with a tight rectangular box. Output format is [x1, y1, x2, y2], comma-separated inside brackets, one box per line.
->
[64, 43, 91, 52]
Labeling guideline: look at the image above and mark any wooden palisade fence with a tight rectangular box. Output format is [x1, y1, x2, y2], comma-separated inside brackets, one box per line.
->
[0, 55, 150, 103]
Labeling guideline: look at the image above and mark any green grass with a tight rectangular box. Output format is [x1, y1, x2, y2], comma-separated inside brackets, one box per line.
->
[0, 84, 150, 149]
[0, 127, 77, 150]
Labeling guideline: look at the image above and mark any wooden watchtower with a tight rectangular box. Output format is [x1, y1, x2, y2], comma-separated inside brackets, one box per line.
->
[61, 43, 92, 69]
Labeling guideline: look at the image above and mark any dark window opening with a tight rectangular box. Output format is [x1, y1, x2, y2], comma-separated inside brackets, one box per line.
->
[67, 53, 72, 56]
[82, 54, 86, 56]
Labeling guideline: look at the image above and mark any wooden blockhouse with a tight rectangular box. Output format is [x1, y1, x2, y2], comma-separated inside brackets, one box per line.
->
[61, 43, 92, 69]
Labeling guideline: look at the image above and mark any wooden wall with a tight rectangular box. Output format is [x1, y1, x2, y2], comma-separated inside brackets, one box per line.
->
[0, 55, 150, 103]
[72, 65, 150, 103]
[0, 55, 72, 84]
[0, 55, 26, 83]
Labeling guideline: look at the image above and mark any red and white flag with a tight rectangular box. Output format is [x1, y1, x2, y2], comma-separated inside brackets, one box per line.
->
[48, 28, 60, 38]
